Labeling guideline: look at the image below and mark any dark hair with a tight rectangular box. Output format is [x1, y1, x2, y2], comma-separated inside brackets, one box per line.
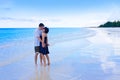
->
[44, 27, 49, 33]
[39, 23, 44, 27]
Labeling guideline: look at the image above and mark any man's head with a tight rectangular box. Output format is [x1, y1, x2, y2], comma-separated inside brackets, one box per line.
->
[39, 23, 44, 30]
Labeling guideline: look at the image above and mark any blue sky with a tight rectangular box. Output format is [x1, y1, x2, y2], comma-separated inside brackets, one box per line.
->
[0, 0, 120, 28]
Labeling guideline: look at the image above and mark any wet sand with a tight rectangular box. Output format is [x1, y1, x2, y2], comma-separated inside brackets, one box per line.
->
[0, 28, 120, 80]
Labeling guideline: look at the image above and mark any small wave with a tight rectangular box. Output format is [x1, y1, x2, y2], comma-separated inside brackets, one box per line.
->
[49, 28, 96, 45]
[0, 38, 33, 48]
[0, 51, 32, 67]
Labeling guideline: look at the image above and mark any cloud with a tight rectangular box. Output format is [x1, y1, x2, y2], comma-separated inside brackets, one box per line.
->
[0, 8, 118, 28]
[0, 17, 62, 22]
[0, 17, 63, 28]
[0, 7, 11, 10]
[0, 17, 34, 22]
[0, 13, 109, 28]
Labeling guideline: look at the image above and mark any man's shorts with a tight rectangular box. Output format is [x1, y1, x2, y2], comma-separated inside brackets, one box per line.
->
[34, 46, 40, 53]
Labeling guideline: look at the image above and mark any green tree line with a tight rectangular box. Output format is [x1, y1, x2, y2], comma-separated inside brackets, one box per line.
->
[99, 21, 120, 27]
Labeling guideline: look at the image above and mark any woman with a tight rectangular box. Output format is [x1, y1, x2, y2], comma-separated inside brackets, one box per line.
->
[40, 27, 50, 66]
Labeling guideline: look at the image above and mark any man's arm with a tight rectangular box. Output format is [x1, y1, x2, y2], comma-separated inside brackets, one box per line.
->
[37, 37, 42, 42]
[35, 29, 42, 42]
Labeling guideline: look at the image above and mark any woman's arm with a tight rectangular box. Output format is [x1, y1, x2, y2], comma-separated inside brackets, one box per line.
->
[47, 36, 49, 46]
[42, 33, 45, 47]
[37, 37, 42, 42]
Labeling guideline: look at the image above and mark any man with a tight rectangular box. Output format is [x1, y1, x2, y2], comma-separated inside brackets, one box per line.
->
[34, 23, 44, 65]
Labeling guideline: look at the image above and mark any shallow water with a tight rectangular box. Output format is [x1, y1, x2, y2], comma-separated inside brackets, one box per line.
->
[0, 28, 120, 80]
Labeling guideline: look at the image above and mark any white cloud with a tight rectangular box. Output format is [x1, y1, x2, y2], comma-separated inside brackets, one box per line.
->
[0, 7, 119, 28]
[0, 17, 34, 22]
[46, 12, 111, 27]
[0, 17, 63, 28]
[0, 14, 109, 28]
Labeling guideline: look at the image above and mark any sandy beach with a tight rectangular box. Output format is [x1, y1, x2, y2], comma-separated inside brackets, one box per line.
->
[0, 28, 120, 80]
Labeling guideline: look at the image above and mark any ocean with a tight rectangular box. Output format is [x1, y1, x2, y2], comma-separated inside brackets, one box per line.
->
[0, 28, 95, 63]
[0, 28, 120, 80]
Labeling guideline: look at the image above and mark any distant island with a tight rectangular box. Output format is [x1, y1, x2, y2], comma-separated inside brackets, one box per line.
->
[99, 21, 120, 28]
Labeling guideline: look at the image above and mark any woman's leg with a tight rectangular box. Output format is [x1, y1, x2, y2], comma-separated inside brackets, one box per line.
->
[41, 54, 46, 66]
[40, 53, 43, 65]
[45, 54, 50, 65]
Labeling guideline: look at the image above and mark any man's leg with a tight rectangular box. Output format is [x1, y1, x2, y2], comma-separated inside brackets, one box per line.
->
[45, 54, 50, 65]
[35, 52, 39, 65]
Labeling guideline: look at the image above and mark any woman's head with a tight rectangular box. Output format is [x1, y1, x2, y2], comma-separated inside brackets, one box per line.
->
[43, 27, 49, 34]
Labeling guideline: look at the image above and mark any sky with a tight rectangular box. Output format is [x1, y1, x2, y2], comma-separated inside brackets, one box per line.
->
[0, 0, 120, 28]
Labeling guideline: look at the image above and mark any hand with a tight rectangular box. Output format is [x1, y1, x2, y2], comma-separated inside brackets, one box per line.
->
[47, 44, 50, 46]
[42, 43, 45, 48]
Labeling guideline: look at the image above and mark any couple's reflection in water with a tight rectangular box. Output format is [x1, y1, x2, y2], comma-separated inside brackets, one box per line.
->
[34, 65, 51, 80]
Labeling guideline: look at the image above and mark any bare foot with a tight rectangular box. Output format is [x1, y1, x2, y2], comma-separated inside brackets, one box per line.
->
[48, 62, 50, 66]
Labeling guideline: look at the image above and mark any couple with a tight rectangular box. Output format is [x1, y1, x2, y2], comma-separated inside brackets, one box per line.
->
[34, 23, 50, 67]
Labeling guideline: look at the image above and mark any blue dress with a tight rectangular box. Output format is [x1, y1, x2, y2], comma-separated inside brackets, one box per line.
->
[39, 35, 49, 55]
